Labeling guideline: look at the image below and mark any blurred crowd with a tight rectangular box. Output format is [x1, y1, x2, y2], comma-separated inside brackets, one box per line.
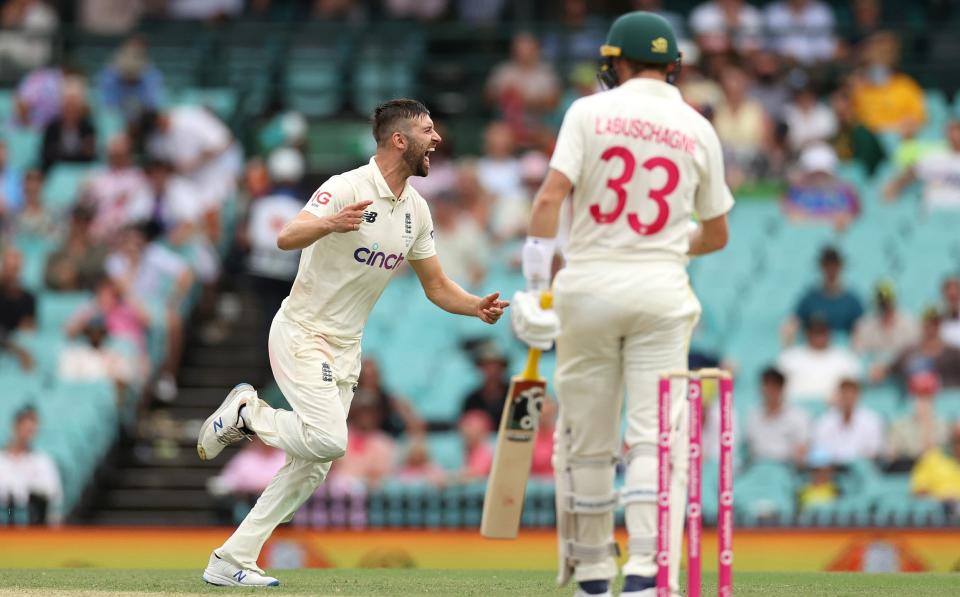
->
[749, 246, 960, 514]
[2, 0, 960, 526]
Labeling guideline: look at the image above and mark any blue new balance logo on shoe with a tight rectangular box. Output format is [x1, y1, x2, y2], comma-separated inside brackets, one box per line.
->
[233, 570, 246, 582]
[213, 418, 223, 432]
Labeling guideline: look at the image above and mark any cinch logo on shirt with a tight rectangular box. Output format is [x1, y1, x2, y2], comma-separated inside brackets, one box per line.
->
[354, 243, 405, 270]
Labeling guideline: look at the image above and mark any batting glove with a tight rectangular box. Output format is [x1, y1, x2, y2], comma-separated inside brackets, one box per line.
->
[511, 290, 559, 351]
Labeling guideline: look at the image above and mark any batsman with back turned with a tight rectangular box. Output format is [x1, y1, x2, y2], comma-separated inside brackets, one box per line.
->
[510, 12, 734, 597]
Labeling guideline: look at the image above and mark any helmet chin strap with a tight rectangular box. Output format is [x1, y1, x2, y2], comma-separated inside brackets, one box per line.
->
[597, 57, 619, 90]
[666, 52, 683, 85]
[597, 52, 683, 90]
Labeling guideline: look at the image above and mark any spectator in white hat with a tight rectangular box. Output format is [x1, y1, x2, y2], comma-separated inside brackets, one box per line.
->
[241, 148, 305, 352]
[783, 143, 860, 231]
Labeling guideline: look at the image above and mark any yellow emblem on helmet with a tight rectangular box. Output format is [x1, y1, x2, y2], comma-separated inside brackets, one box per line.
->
[651, 37, 668, 54]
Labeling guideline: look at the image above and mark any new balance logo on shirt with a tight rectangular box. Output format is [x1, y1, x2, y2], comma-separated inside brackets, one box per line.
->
[362, 210, 378, 223]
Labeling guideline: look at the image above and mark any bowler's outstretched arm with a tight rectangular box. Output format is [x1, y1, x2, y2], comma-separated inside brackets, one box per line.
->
[408, 255, 509, 324]
[276, 200, 373, 250]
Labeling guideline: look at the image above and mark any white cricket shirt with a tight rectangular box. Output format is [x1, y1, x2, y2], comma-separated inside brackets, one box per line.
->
[550, 78, 734, 266]
[280, 157, 436, 342]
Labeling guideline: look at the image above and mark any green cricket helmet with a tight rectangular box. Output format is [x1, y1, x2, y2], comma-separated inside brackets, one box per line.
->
[598, 11, 682, 89]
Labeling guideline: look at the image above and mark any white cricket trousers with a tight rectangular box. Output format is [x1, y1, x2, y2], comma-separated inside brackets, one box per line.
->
[216, 310, 361, 573]
[552, 261, 700, 590]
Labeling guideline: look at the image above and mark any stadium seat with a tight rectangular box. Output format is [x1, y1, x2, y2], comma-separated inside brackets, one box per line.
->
[11, 330, 66, 378]
[92, 110, 124, 152]
[935, 390, 960, 422]
[36, 291, 93, 335]
[0, 369, 43, 444]
[5, 128, 41, 169]
[860, 384, 904, 422]
[419, 353, 481, 423]
[0, 89, 14, 121]
[173, 88, 238, 120]
[42, 163, 96, 212]
[425, 431, 464, 472]
[12, 231, 54, 292]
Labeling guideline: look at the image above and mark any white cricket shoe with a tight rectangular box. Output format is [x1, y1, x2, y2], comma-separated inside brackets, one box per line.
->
[197, 383, 255, 461]
[202, 552, 279, 587]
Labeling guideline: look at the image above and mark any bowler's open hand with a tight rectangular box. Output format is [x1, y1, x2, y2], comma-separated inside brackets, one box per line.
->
[477, 292, 510, 324]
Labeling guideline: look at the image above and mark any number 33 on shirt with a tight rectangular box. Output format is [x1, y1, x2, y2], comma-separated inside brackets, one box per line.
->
[549, 78, 734, 264]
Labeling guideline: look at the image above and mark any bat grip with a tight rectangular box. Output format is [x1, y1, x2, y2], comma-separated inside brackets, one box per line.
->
[521, 348, 542, 381]
[521, 291, 553, 381]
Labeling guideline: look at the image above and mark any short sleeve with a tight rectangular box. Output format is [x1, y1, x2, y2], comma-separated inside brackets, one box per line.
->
[549, 99, 587, 187]
[914, 155, 936, 182]
[795, 409, 812, 445]
[166, 178, 204, 224]
[842, 350, 862, 378]
[407, 199, 436, 261]
[302, 175, 354, 219]
[694, 123, 735, 220]
[148, 244, 188, 278]
[104, 254, 127, 280]
[192, 108, 230, 150]
[689, 5, 714, 34]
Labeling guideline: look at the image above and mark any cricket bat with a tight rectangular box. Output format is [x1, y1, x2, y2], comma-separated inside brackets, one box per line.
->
[480, 291, 552, 539]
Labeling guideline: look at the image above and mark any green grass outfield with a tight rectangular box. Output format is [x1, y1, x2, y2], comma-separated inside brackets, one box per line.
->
[0, 569, 959, 597]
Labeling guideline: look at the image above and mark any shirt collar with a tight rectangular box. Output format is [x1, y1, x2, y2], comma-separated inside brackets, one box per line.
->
[369, 156, 408, 203]
[619, 78, 682, 101]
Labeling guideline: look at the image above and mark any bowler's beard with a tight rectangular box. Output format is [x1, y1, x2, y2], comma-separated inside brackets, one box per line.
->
[403, 139, 430, 177]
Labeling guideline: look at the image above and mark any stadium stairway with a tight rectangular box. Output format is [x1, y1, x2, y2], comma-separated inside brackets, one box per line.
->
[77, 290, 272, 526]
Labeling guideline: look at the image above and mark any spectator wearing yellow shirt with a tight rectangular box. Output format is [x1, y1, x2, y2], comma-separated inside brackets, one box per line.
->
[850, 32, 925, 134]
[799, 449, 838, 508]
[911, 421, 960, 501]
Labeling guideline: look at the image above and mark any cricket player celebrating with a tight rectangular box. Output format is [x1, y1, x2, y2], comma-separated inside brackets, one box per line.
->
[196, 99, 509, 587]
[511, 13, 733, 597]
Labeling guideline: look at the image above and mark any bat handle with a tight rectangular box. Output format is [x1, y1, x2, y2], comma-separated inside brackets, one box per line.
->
[521, 291, 553, 380]
[539, 291, 553, 310]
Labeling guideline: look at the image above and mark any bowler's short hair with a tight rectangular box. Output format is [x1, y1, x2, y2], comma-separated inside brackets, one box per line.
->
[371, 99, 430, 147]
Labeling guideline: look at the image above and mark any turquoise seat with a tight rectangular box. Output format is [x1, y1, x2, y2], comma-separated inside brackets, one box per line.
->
[426, 431, 464, 472]
[174, 88, 238, 120]
[37, 291, 93, 334]
[286, 64, 342, 119]
[13, 232, 54, 292]
[734, 460, 797, 525]
[0, 370, 43, 445]
[31, 379, 117, 513]
[935, 390, 960, 422]
[42, 163, 95, 212]
[420, 352, 481, 423]
[860, 383, 903, 422]
[11, 330, 66, 378]
[0, 90, 14, 121]
[93, 110, 124, 151]
[5, 128, 41, 169]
